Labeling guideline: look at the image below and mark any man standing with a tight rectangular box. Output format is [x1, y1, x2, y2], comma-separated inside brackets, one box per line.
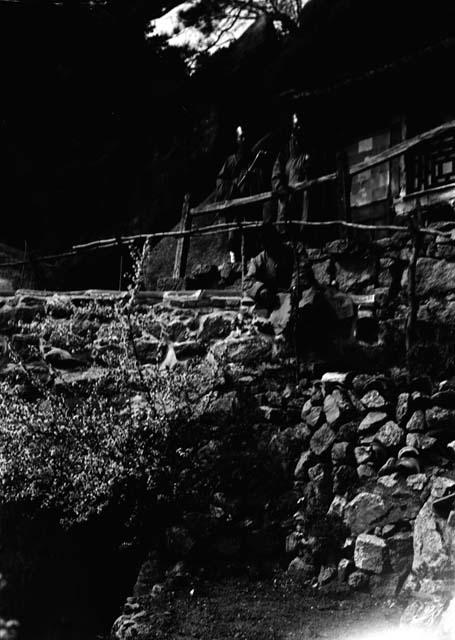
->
[216, 125, 266, 263]
[271, 113, 311, 225]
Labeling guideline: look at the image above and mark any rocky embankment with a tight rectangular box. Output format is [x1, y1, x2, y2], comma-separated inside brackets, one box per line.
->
[112, 365, 455, 638]
[0, 250, 453, 637]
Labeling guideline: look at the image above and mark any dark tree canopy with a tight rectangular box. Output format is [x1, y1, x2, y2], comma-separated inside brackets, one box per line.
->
[0, 1, 191, 254]
[2, 0, 455, 289]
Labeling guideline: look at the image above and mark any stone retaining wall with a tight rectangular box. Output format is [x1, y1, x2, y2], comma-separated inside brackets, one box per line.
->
[1, 279, 455, 636]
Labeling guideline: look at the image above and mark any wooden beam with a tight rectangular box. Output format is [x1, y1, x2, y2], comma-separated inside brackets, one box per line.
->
[390, 115, 407, 202]
[349, 119, 455, 177]
[336, 150, 352, 222]
[395, 183, 455, 216]
[172, 193, 192, 280]
[405, 213, 421, 382]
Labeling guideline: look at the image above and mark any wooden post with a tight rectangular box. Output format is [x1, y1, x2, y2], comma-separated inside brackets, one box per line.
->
[389, 115, 407, 224]
[240, 224, 245, 292]
[336, 150, 352, 223]
[117, 236, 124, 291]
[173, 193, 192, 281]
[405, 211, 421, 382]
[20, 240, 28, 289]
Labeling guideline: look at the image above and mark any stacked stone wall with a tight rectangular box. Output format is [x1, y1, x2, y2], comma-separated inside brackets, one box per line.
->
[1, 283, 455, 636]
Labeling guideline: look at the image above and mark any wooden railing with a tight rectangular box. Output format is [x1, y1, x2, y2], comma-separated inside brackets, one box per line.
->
[2, 120, 455, 287]
[172, 119, 455, 278]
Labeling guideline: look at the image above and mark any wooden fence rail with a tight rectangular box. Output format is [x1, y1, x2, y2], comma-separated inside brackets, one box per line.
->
[190, 119, 455, 217]
[0, 218, 454, 270]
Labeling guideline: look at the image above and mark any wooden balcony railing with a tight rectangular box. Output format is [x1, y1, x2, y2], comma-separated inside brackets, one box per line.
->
[173, 119, 455, 278]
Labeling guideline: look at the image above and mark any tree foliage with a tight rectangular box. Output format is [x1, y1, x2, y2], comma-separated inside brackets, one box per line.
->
[0, 363, 212, 527]
[179, 0, 308, 41]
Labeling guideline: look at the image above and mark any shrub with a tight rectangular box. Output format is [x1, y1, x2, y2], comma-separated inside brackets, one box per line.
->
[0, 360, 216, 528]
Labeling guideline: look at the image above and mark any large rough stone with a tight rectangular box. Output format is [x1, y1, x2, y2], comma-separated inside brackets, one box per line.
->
[377, 473, 400, 489]
[211, 335, 272, 365]
[361, 390, 387, 411]
[396, 392, 412, 426]
[198, 313, 233, 341]
[331, 442, 351, 465]
[285, 532, 302, 555]
[308, 462, 330, 483]
[407, 474, 428, 492]
[348, 570, 369, 591]
[323, 389, 353, 426]
[134, 335, 166, 364]
[406, 432, 437, 451]
[304, 405, 324, 431]
[321, 371, 349, 389]
[357, 463, 376, 481]
[401, 598, 447, 628]
[310, 425, 336, 457]
[294, 450, 313, 479]
[359, 412, 388, 434]
[287, 556, 316, 580]
[318, 565, 337, 586]
[43, 346, 86, 370]
[56, 367, 107, 390]
[374, 421, 405, 449]
[173, 340, 205, 359]
[352, 373, 389, 396]
[354, 534, 387, 574]
[166, 319, 187, 342]
[431, 476, 455, 499]
[344, 492, 388, 536]
[328, 495, 347, 519]
[354, 445, 372, 465]
[338, 558, 354, 582]
[412, 497, 455, 578]
[335, 255, 376, 292]
[405, 410, 426, 432]
[403, 257, 455, 297]
[387, 532, 413, 573]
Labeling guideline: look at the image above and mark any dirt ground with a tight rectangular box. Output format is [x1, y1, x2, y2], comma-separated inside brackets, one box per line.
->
[143, 577, 407, 640]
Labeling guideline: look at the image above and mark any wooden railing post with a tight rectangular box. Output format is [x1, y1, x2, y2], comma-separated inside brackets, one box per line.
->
[117, 236, 124, 291]
[336, 150, 352, 223]
[173, 193, 192, 281]
[405, 211, 421, 382]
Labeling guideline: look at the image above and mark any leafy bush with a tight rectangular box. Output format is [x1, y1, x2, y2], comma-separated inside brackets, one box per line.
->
[0, 360, 216, 528]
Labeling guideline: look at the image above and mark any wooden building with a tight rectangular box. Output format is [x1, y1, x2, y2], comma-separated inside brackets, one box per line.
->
[278, 0, 455, 226]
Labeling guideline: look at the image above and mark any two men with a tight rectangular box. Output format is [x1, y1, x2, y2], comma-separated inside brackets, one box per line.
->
[215, 113, 311, 263]
[215, 116, 354, 354]
[216, 125, 267, 263]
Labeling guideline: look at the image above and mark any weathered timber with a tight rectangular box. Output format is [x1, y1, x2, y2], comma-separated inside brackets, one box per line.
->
[336, 150, 352, 222]
[173, 193, 192, 280]
[405, 213, 421, 381]
[349, 119, 455, 177]
[2, 216, 455, 271]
